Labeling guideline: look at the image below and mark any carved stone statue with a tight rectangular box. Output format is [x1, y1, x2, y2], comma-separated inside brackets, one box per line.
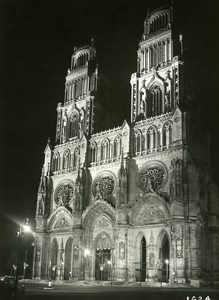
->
[38, 199, 44, 215]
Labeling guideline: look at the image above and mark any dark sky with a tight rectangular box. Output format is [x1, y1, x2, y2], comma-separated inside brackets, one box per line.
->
[0, 0, 219, 271]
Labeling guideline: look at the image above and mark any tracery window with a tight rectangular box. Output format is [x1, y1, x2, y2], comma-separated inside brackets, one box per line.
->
[101, 139, 109, 161]
[63, 149, 71, 170]
[114, 135, 122, 158]
[90, 141, 97, 163]
[68, 112, 79, 139]
[147, 84, 163, 117]
[53, 152, 60, 172]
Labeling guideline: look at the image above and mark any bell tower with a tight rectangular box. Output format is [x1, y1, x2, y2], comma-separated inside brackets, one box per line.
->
[130, 6, 183, 123]
[55, 40, 98, 144]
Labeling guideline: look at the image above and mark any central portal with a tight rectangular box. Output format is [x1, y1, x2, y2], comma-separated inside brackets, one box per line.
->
[95, 249, 111, 281]
[95, 233, 112, 281]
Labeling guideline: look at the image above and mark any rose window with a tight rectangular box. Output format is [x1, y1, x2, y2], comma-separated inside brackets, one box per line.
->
[137, 162, 167, 193]
[93, 172, 115, 202]
[54, 183, 73, 207]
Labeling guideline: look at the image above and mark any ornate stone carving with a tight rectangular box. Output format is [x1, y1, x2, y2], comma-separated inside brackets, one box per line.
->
[140, 206, 164, 223]
[95, 217, 111, 228]
[82, 201, 115, 230]
[54, 217, 71, 229]
[96, 234, 111, 250]
[176, 238, 182, 258]
[169, 158, 183, 199]
[54, 182, 74, 212]
[137, 162, 167, 193]
[119, 242, 125, 260]
[149, 253, 155, 267]
[38, 199, 44, 215]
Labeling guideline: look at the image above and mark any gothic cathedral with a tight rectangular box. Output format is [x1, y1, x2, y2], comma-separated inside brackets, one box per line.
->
[33, 5, 219, 286]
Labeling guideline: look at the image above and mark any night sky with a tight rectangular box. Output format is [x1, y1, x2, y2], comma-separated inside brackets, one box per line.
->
[0, 0, 219, 273]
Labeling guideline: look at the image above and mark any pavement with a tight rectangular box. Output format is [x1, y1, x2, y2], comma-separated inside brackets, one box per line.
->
[13, 280, 219, 299]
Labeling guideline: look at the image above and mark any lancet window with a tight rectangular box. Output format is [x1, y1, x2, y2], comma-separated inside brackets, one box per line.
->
[68, 112, 79, 139]
[73, 146, 80, 169]
[101, 139, 110, 161]
[114, 135, 122, 158]
[53, 152, 60, 172]
[149, 13, 169, 35]
[163, 122, 172, 148]
[134, 130, 141, 154]
[147, 126, 157, 151]
[147, 84, 163, 117]
[90, 141, 97, 163]
[74, 52, 89, 69]
[63, 149, 71, 170]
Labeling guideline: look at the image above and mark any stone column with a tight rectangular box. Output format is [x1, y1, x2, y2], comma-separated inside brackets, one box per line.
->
[169, 39, 172, 61]
[150, 130, 153, 152]
[164, 39, 167, 63]
[147, 48, 150, 72]
[166, 127, 170, 149]
[159, 125, 163, 150]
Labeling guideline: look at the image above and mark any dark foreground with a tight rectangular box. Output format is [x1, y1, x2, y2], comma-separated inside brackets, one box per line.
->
[8, 283, 219, 300]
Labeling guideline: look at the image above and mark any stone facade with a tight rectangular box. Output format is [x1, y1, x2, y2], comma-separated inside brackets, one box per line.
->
[33, 6, 219, 285]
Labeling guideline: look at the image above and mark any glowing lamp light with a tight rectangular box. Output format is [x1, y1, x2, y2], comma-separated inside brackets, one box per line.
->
[107, 260, 111, 265]
[23, 224, 31, 232]
[84, 249, 91, 256]
[165, 259, 169, 264]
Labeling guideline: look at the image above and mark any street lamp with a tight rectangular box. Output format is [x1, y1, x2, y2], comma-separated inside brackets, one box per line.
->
[84, 248, 91, 281]
[165, 259, 169, 283]
[52, 266, 56, 286]
[15, 219, 32, 295]
[107, 260, 112, 286]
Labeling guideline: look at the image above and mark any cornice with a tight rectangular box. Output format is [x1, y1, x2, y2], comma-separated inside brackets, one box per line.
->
[139, 29, 171, 49]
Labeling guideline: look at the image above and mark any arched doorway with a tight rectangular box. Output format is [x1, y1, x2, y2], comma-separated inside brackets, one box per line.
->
[64, 237, 73, 280]
[95, 234, 112, 281]
[140, 236, 146, 282]
[158, 233, 170, 282]
[51, 239, 58, 279]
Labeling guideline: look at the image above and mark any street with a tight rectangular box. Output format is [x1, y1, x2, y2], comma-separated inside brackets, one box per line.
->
[13, 283, 219, 300]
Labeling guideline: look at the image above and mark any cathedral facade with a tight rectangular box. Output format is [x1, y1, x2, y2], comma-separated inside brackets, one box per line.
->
[33, 6, 219, 286]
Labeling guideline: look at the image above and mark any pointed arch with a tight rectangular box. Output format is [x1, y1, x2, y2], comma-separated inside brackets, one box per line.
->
[90, 141, 97, 164]
[131, 194, 169, 225]
[68, 111, 79, 138]
[51, 238, 58, 279]
[52, 152, 60, 172]
[148, 83, 164, 117]
[101, 138, 110, 161]
[73, 146, 80, 169]
[134, 231, 147, 282]
[94, 231, 113, 250]
[114, 135, 122, 158]
[162, 121, 172, 149]
[47, 205, 73, 231]
[134, 129, 142, 154]
[157, 229, 170, 281]
[64, 237, 73, 280]
[63, 149, 71, 170]
[147, 126, 157, 152]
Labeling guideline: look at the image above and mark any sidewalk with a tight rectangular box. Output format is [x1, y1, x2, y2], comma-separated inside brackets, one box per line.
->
[23, 279, 219, 290]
